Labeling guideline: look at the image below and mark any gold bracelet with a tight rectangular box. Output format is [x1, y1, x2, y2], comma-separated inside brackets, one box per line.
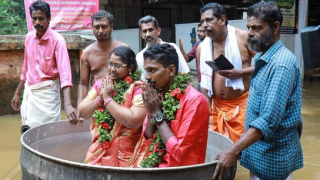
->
[148, 115, 155, 125]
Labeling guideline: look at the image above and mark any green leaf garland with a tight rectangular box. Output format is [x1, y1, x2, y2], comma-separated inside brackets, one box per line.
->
[92, 70, 141, 145]
[140, 73, 192, 168]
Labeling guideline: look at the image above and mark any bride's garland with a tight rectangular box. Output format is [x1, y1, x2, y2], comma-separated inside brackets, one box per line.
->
[92, 70, 141, 149]
[140, 73, 192, 168]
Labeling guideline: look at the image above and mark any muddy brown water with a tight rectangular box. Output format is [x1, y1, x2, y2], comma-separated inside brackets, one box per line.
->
[1, 80, 320, 180]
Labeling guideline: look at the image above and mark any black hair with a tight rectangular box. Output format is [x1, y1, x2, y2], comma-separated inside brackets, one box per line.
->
[109, 46, 137, 73]
[247, 1, 283, 32]
[143, 44, 179, 75]
[138, 15, 159, 29]
[29, 0, 51, 19]
[200, 2, 228, 25]
[91, 10, 114, 26]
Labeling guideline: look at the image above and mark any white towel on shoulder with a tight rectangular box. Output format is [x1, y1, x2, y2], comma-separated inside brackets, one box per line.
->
[200, 25, 244, 97]
[225, 25, 244, 90]
[200, 36, 214, 96]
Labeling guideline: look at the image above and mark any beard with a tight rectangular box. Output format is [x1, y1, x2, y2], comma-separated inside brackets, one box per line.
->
[248, 28, 274, 52]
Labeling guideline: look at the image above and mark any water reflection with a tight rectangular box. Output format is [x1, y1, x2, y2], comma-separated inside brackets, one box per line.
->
[0, 80, 320, 180]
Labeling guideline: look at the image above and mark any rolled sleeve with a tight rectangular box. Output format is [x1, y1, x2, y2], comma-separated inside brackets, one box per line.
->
[20, 39, 29, 82]
[187, 42, 198, 62]
[55, 39, 72, 89]
[249, 117, 274, 139]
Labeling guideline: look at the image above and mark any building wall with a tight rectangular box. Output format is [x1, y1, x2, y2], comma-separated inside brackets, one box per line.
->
[0, 35, 82, 116]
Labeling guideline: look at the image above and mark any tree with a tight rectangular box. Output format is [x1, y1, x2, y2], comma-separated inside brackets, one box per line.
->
[0, 0, 27, 35]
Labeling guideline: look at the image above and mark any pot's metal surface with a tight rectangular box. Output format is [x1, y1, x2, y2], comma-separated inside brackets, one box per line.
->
[21, 120, 236, 180]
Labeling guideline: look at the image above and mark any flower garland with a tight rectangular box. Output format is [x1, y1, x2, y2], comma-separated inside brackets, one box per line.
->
[91, 70, 141, 149]
[140, 73, 192, 168]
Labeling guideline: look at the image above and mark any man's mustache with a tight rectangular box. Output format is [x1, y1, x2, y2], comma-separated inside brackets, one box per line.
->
[34, 24, 43, 29]
[97, 32, 106, 37]
[146, 37, 154, 41]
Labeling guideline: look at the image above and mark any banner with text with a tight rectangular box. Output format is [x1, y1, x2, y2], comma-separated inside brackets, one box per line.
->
[265, 0, 296, 34]
[25, 0, 99, 31]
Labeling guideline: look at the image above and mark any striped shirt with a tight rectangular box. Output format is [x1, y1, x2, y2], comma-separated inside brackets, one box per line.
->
[241, 40, 303, 180]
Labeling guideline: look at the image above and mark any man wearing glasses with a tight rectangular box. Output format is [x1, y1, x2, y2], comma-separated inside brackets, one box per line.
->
[179, 23, 206, 91]
[136, 15, 190, 81]
[77, 10, 128, 112]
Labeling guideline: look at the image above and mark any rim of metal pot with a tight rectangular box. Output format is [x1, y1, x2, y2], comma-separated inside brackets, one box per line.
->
[20, 122, 219, 172]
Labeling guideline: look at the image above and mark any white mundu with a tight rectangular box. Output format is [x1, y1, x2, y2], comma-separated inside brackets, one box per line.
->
[250, 172, 292, 180]
[136, 39, 190, 81]
[21, 79, 61, 128]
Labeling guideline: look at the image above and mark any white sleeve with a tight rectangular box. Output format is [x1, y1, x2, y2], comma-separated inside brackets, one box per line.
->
[171, 43, 190, 73]
[136, 51, 146, 81]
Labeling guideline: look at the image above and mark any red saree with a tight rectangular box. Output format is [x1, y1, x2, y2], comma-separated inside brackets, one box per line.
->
[84, 80, 145, 167]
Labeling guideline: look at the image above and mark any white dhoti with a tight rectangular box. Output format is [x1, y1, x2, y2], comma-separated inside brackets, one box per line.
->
[250, 171, 292, 180]
[21, 79, 61, 128]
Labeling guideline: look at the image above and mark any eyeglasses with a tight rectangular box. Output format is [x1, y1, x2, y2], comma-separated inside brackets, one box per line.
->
[108, 62, 127, 69]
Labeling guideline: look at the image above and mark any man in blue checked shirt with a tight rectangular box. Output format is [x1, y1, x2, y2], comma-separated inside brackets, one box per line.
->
[212, 2, 303, 180]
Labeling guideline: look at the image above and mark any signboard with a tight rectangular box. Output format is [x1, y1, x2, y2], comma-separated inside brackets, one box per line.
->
[265, 0, 296, 34]
[25, 0, 99, 31]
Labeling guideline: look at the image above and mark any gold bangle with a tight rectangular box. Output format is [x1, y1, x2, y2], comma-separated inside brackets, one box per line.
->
[148, 115, 155, 125]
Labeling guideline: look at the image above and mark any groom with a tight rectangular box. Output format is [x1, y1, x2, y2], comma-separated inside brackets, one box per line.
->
[141, 44, 210, 167]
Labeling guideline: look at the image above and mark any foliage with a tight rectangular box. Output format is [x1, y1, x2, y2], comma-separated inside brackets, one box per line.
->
[92, 70, 141, 145]
[0, 0, 27, 35]
[140, 73, 192, 168]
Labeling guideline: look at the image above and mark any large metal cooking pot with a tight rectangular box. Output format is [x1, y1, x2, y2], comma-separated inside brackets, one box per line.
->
[21, 120, 236, 180]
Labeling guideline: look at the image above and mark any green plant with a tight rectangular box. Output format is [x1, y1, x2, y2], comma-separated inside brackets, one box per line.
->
[0, 0, 27, 35]
[92, 70, 141, 145]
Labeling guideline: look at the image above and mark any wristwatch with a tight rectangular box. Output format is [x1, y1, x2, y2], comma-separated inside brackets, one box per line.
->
[153, 112, 165, 124]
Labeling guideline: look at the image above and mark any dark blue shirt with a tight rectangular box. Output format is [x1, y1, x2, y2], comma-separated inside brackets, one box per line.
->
[241, 40, 303, 180]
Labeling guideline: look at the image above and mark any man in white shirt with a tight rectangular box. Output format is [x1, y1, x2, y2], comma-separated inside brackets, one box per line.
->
[136, 15, 190, 80]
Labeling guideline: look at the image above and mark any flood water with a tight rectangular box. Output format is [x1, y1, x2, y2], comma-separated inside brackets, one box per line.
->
[1, 80, 320, 180]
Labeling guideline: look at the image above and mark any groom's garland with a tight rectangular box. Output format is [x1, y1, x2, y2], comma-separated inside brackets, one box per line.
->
[91, 70, 141, 149]
[140, 73, 192, 168]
